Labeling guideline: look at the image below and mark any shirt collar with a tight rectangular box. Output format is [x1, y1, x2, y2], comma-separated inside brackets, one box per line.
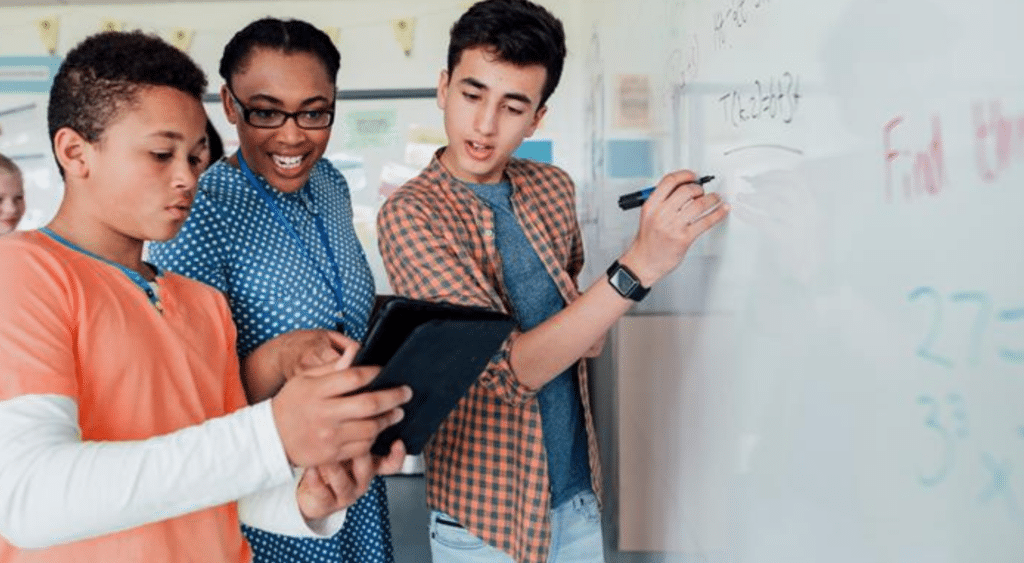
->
[431, 147, 531, 198]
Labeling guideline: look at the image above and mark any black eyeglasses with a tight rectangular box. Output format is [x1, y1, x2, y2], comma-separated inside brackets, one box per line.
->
[228, 88, 335, 130]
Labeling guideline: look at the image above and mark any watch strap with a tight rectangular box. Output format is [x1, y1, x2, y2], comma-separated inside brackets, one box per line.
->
[606, 260, 650, 301]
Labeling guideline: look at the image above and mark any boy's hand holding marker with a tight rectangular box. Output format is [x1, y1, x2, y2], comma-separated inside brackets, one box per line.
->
[617, 170, 729, 288]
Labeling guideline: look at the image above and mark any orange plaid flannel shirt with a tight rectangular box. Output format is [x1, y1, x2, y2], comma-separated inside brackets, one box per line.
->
[376, 151, 603, 563]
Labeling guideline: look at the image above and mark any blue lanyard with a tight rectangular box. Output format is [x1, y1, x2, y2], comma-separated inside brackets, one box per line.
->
[40, 227, 164, 313]
[235, 152, 352, 335]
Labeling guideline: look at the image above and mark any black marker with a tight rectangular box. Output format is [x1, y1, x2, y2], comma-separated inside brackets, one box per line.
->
[617, 175, 716, 210]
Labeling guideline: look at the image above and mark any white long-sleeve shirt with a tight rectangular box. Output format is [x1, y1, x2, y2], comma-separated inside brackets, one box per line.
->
[0, 395, 345, 550]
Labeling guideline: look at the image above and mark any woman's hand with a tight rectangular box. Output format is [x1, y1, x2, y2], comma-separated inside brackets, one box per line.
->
[242, 329, 360, 403]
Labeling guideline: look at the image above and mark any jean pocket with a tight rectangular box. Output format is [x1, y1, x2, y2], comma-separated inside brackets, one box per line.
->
[430, 511, 485, 550]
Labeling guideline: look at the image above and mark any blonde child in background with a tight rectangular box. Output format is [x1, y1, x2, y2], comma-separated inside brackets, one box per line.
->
[0, 155, 24, 235]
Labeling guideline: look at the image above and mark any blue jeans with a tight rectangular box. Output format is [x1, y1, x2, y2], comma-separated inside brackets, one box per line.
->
[428, 490, 605, 563]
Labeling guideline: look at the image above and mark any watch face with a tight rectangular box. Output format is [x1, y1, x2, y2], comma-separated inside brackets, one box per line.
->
[610, 267, 639, 296]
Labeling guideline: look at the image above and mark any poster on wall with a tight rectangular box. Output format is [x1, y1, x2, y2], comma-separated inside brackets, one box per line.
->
[342, 109, 399, 150]
[614, 74, 652, 129]
[0, 56, 62, 94]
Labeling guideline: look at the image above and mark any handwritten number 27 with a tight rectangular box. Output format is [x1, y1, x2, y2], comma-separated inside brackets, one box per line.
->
[908, 287, 991, 367]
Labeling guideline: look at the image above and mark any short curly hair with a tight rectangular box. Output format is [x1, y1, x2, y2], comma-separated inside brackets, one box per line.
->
[47, 31, 207, 167]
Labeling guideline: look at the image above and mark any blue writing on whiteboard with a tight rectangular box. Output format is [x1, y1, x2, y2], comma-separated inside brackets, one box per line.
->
[913, 387, 1024, 527]
[997, 307, 1024, 364]
[908, 287, 955, 368]
[906, 287, 1022, 367]
[950, 291, 992, 366]
[976, 452, 1023, 523]
[917, 393, 967, 487]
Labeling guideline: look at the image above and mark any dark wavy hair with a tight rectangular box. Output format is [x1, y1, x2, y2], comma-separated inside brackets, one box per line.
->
[48, 30, 206, 149]
[219, 18, 340, 88]
[205, 119, 225, 166]
[447, 0, 566, 108]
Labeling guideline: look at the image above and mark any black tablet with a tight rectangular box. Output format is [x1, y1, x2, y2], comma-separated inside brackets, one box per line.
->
[354, 296, 513, 366]
[350, 297, 515, 456]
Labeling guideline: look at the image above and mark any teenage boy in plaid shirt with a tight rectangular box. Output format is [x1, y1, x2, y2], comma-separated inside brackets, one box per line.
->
[377, 1, 728, 561]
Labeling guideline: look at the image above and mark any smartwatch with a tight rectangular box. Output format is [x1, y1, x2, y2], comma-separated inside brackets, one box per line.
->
[606, 260, 650, 302]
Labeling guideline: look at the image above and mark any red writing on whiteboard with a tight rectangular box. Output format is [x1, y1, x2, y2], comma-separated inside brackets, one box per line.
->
[883, 115, 947, 203]
[973, 100, 1024, 183]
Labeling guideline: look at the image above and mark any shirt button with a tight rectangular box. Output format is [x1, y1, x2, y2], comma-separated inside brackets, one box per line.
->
[484, 229, 494, 237]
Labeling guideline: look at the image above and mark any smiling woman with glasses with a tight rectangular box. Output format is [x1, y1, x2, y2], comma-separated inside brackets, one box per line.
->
[149, 17, 398, 563]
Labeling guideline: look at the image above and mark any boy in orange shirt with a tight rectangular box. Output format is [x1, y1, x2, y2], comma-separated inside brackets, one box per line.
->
[0, 31, 410, 563]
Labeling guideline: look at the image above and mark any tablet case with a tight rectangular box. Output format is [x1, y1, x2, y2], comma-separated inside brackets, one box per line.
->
[354, 296, 512, 366]
[352, 297, 515, 456]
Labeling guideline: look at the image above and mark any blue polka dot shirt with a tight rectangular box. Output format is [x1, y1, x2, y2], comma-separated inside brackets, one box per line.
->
[149, 157, 393, 563]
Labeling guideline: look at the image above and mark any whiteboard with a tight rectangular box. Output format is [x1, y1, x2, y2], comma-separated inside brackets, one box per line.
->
[590, 0, 1024, 561]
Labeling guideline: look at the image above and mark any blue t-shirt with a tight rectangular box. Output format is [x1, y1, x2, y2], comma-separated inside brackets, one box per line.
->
[149, 158, 393, 563]
[468, 179, 591, 508]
